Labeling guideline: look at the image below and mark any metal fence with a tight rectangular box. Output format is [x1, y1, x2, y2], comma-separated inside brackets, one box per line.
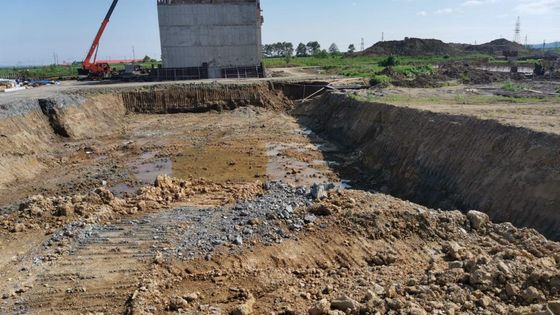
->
[149, 66, 209, 81]
[222, 65, 265, 79]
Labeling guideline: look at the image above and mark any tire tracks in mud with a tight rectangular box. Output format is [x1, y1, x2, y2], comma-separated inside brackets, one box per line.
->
[5, 183, 314, 314]
[11, 216, 169, 314]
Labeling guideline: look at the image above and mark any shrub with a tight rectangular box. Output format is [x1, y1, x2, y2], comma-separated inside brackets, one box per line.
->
[315, 50, 329, 59]
[502, 80, 527, 92]
[378, 56, 400, 67]
[369, 75, 391, 86]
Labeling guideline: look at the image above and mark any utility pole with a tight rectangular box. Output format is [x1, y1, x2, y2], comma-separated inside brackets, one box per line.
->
[513, 16, 521, 43]
[524, 35, 528, 48]
[382, 32, 384, 42]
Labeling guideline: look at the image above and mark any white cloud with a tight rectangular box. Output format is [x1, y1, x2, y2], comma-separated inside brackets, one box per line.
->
[462, 0, 497, 7]
[515, 0, 560, 15]
[417, 10, 428, 16]
[462, 0, 484, 6]
[434, 8, 454, 15]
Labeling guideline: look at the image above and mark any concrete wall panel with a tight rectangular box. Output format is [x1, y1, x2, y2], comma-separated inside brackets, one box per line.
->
[158, 0, 263, 76]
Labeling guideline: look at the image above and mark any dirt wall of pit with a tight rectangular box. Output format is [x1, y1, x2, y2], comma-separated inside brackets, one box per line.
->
[0, 94, 125, 189]
[295, 92, 560, 239]
[121, 83, 292, 114]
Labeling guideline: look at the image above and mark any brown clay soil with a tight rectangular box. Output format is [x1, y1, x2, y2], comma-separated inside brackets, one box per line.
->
[0, 82, 559, 315]
[128, 190, 560, 315]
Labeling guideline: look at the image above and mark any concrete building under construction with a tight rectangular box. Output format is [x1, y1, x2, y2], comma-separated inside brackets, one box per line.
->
[156, 0, 264, 80]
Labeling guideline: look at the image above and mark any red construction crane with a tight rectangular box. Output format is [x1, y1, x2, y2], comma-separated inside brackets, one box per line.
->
[78, 0, 119, 79]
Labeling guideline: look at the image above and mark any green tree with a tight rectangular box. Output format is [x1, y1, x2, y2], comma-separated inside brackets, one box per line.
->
[316, 49, 329, 58]
[348, 44, 356, 53]
[328, 43, 340, 54]
[284, 46, 294, 64]
[263, 42, 294, 58]
[296, 43, 308, 57]
[306, 41, 321, 56]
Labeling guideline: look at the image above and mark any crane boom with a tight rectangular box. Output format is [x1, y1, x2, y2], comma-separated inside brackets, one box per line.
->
[81, 0, 119, 77]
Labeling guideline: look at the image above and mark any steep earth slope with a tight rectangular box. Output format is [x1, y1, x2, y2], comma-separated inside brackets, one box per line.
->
[295, 92, 560, 240]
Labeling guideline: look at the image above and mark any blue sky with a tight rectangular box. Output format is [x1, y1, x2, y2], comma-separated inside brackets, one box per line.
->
[0, 0, 559, 66]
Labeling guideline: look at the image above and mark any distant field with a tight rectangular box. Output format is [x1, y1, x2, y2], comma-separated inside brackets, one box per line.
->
[263, 54, 535, 79]
[0, 53, 547, 81]
[0, 62, 160, 80]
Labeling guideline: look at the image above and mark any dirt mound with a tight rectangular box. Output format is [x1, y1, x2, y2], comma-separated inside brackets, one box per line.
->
[125, 189, 560, 314]
[1, 175, 263, 234]
[361, 38, 533, 57]
[361, 38, 461, 56]
[466, 38, 531, 55]
[438, 62, 507, 84]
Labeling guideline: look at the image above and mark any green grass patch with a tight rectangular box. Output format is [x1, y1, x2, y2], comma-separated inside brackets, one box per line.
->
[392, 65, 434, 77]
[369, 75, 392, 86]
[502, 80, 528, 92]
[263, 53, 513, 79]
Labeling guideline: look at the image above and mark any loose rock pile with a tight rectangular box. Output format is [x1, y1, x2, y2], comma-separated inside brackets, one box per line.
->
[0, 175, 263, 233]
[125, 188, 560, 315]
[305, 191, 560, 315]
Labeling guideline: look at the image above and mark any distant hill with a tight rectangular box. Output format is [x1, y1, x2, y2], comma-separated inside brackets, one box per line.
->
[360, 37, 533, 56]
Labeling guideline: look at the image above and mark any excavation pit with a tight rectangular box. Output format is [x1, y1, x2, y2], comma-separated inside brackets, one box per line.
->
[0, 81, 559, 314]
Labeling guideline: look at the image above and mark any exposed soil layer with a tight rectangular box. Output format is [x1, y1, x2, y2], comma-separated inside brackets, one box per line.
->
[122, 83, 293, 114]
[295, 92, 560, 240]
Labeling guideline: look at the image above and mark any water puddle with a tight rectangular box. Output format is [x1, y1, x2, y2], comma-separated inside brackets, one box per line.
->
[266, 138, 351, 188]
[112, 146, 268, 196]
[112, 126, 351, 196]
[111, 152, 173, 196]
[267, 142, 331, 186]
[171, 145, 267, 183]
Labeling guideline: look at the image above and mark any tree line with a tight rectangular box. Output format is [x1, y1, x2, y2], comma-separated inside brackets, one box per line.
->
[263, 41, 357, 58]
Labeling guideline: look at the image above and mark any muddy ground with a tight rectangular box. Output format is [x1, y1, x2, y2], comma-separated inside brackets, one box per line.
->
[0, 80, 559, 315]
